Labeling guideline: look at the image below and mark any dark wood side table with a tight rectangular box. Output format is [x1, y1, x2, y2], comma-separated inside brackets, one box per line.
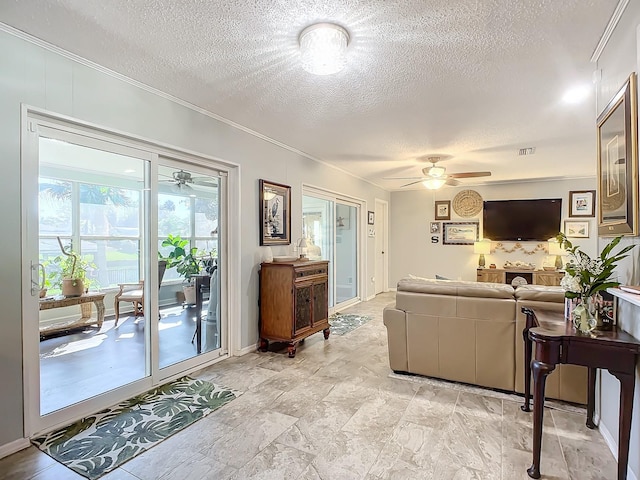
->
[521, 307, 640, 480]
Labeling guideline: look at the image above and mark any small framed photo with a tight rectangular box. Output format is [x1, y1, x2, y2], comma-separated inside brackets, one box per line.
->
[435, 200, 451, 220]
[260, 179, 291, 245]
[367, 211, 375, 225]
[565, 220, 589, 238]
[443, 222, 479, 245]
[430, 222, 440, 234]
[569, 190, 596, 217]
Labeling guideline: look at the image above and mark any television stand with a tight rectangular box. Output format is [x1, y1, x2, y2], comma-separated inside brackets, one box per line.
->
[477, 268, 563, 287]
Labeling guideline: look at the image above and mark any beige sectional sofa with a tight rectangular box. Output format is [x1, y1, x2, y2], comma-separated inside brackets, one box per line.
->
[383, 277, 587, 404]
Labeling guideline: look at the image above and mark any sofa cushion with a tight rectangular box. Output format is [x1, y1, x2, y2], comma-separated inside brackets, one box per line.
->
[398, 276, 515, 299]
[514, 284, 565, 303]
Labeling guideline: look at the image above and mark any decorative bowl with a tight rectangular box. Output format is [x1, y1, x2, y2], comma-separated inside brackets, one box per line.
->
[272, 256, 298, 263]
[542, 266, 557, 271]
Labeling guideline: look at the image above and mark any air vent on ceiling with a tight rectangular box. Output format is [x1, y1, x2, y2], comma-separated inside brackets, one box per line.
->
[518, 147, 536, 156]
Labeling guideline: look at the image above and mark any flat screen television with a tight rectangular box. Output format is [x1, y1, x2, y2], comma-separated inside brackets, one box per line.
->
[483, 199, 562, 241]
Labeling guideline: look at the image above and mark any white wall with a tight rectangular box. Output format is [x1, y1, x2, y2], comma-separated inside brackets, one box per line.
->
[389, 178, 597, 285]
[0, 29, 389, 447]
[594, 3, 640, 478]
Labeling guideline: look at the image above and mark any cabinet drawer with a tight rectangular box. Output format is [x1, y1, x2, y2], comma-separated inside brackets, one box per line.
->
[295, 266, 328, 279]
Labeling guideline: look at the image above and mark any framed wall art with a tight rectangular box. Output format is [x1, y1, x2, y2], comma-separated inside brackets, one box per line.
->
[259, 179, 291, 245]
[435, 200, 451, 220]
[367, 211, 375, 225]
[443, 222, 479, 245]
[565, 220, 589, 238]
[569, 190, 595, 217]
[597, 73, 638, 236]
[430, 222, 440, 234]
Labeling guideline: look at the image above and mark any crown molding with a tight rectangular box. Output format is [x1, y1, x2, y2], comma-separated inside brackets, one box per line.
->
[591, 0, 629, 63]
[0, 23, 384, 191]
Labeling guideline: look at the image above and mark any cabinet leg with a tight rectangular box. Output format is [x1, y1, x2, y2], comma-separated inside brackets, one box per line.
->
[323, 327, 330, 339]
[287, 343, 297, 358]
[258, 338, 269, 352]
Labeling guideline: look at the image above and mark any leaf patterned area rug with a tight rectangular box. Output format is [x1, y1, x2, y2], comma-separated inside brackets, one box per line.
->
[32, 376, 241, 479]
[329, 313, 373, 336]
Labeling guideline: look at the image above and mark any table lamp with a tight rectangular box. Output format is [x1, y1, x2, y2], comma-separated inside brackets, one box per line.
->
[297, 237, 309, 261]
[473, 241, 491, 268]
[547, 240, 564, 269]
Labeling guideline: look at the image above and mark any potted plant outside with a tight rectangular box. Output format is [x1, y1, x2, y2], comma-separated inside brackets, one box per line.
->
[46, 237, 96, 297]
[159, 234, 202, 305]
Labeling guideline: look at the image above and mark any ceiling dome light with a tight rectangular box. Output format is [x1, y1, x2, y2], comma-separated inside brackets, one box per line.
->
[422, 178, 446, 190]
[299, 23, 350, 75]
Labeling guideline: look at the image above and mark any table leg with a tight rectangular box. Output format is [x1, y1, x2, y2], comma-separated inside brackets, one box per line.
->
[586, 367, 596, 429]
[195, 277, 203, 354]
[522, 327, 532, 412]
[528, 359, 556, 479]
[94, 299, 105, 328]
[611, 370, 636, 480]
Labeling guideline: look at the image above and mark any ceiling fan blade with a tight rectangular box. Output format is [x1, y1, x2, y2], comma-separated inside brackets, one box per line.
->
[445, 178, 461, 186]
[382, 176, 425, 180]
[448, 171, 491, 179]
[191, 177, 218, 187]
[400, 179, 426, 188]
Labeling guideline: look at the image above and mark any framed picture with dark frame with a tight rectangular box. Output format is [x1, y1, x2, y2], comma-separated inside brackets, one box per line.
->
[435, 200, 451, 220]
[367, 211, 375, 225]
[597, 73, 638, 236]
[259, 179, 291, 245]
[569, 190, 596, 217]
[443, 222, 479, 245]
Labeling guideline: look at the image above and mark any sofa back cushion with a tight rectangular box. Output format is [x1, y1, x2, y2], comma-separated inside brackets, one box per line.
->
[398, 276, 515, 299]
[514, 284, 565, 303]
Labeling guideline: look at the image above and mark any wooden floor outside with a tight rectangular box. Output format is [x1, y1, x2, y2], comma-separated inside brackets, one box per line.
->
[39, 302, 217, 415]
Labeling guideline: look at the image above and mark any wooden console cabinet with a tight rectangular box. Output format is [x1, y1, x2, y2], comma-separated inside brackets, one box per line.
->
[477, 268, 564, 286]
[259, 260, 330, 357]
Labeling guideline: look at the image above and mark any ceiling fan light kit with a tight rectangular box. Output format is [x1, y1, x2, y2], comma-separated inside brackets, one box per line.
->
[422, 178, 447, 190]
[299, 23, 350, 75]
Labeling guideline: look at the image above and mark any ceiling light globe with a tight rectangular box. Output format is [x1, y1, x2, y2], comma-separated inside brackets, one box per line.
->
[428, 166, 446, 177]
[299, 23, 349, 75]
[422, 178, 446, 190]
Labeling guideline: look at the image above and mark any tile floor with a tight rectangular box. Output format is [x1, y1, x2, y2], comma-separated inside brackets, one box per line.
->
[0, 292, 618, 479]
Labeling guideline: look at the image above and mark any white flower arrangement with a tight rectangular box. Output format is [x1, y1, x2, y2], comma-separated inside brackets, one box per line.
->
[557, 233, 634, 299]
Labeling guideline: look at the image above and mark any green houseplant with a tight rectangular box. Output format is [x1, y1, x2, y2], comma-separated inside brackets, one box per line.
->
[159, 234, 202, 304]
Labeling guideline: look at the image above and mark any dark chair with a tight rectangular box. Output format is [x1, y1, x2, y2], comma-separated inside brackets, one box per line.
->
[114, 260, 167, 326]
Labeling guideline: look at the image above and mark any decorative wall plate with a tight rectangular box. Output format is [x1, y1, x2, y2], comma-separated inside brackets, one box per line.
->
[452, 190, 483, 217]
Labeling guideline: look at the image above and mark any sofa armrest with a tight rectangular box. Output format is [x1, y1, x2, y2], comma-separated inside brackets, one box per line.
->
[383, 306, 408, 372]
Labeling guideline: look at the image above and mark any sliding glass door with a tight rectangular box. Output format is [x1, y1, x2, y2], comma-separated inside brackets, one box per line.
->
[335, 202, 358, 304]
[157, 162, 224, 369]
[302, 190, 361, 309]
[35, 129, 153, 419]
[23, 113, 230, 435]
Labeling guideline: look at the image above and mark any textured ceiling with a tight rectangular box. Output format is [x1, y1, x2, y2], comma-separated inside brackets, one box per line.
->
[0, 0, 619, 190]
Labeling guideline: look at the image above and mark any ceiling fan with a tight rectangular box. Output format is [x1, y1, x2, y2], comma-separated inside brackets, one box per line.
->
[392, 157, 491, 189]
[160, 169, 218, 191]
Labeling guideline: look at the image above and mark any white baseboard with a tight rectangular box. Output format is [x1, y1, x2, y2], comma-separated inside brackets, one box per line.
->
[0, 438, 30, 459]
[366, 294, 376, 301]
[236, 343, 258, 356]
[599, 421, 638, 480]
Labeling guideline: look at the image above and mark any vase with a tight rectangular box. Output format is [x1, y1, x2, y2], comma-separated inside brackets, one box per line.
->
[571, 296, 596, 334]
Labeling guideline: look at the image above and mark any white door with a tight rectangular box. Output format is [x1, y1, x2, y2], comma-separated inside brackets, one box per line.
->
[374, 199, 388, 294]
